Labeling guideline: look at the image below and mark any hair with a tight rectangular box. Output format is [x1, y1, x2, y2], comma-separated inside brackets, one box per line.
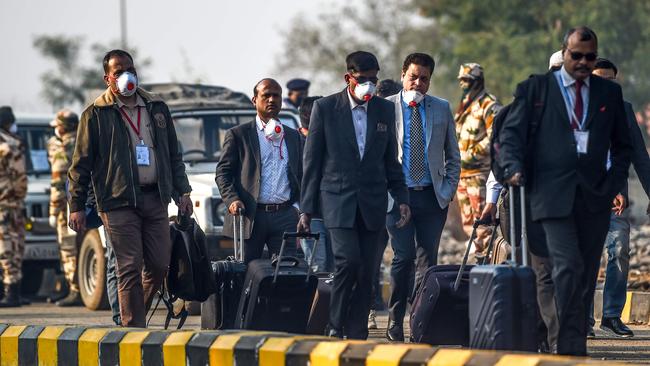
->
[375, 79, 402, 98]
[345, 51, 380, 73]
[253, 78, 280, 97]
[594, 58, 618, 76]
[562, 26, 598, 50]
[102, 49, 134, 73]
[299, 96, 323, 129]
[0, 106, 15, 126]
[402, 53, 435, 75]
[550, 65, 562, 72]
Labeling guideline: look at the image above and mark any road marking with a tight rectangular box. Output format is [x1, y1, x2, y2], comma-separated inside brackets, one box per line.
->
[119, 331, 150, 366]
[0, 325, 26, 366]
[366, 344, 430, 366]
[37, 326, 66, 366]
[162, 331, 194, 365]
[77, 328, 109, 366]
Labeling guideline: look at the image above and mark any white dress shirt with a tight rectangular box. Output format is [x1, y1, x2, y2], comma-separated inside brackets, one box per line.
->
[347, 89, 368, 158]
[486, 171, 502, 204]
[555, 66, 590, 129]
[255, 116, 291, 204]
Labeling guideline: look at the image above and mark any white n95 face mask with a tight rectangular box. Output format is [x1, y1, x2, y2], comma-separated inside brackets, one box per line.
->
[264, 119, 284, 142]
[116, 72, 138, 97]
[403, 90, 424, 106]
[354, 82, 376, 102]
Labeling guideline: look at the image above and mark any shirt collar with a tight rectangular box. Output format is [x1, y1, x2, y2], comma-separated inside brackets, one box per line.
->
[115, 93, 146, 109]
[347, 88, 368, 111]
[560, 65, 590, 88]
[255, 115, 266, 131]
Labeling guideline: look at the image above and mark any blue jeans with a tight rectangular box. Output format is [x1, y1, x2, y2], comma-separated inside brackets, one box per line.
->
[104, 229, 121, 326]
[300, 218, 332, 272]
[589, 212, 630, 324]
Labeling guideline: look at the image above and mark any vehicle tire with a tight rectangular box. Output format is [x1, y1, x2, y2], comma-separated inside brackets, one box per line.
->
[78, 229, 110, 310]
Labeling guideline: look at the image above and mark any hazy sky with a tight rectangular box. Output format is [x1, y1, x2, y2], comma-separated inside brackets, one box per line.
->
[0, 0, 342, 114]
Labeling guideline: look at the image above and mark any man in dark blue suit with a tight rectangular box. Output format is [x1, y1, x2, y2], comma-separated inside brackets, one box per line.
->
[298, 51, 410, 339]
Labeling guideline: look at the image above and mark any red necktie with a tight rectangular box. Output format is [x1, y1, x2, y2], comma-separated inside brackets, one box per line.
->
[572, 80, 583, 130]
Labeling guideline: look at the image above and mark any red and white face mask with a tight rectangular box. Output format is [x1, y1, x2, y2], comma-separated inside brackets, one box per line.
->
[264, 118, 284, 142]
[110, 72, 138, 97]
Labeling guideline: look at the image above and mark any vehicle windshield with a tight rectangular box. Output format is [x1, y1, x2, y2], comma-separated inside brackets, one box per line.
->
[174, 111, 299, 163]
[16, 124, 53, 175]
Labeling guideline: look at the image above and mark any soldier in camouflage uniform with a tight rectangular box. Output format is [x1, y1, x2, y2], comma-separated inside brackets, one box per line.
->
[454, 63, 501, 257]
[0, 106, 27, 308]
[47, 109, 81, 306]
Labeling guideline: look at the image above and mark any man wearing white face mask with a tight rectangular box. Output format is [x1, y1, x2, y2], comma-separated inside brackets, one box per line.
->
[216, 78, 303, 263]
[384, 53, 461, 341]
[299, 51, 410, 339]
[68, 50, 193, 327]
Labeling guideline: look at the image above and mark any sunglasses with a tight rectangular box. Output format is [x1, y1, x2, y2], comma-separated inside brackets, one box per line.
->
[349, 74, 379, 84]
[567, 50, 598, 62]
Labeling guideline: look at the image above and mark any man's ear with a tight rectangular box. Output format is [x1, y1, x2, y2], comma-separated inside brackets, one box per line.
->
[103, 75, 110, 86]
[251, 96, 256, 105]
[400, 72, 406, 83]
[344, 73, 351, 85]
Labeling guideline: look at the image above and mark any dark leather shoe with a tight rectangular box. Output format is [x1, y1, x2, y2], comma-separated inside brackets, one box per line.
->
[386, 321, 404, 342]
[326, 326, 343, 339]
[587, 326, 596, 338]
[600, 317, 634, 338]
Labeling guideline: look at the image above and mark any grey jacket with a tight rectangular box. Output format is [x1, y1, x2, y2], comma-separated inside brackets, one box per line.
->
[386, 93, 461, 210]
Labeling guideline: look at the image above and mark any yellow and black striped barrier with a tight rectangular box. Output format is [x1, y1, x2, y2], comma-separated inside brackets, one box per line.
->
[0, 323, 643, 365]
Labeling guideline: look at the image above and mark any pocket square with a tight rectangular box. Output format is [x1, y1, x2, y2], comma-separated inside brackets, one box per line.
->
[600, 105, 606, 112]
[377, 123, 387, 132]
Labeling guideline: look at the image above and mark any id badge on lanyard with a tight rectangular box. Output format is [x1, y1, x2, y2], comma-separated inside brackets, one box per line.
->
[561, 83, 588, 154]
[136, 140, 150, 166]
[120, 106, 150, 165]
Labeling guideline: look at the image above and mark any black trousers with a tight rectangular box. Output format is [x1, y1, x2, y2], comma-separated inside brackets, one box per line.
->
[530, 252, 559, 351]
[540, 189, 610, 356]
[328, 208, 380, 339]
[386, 188, 448, 324]
[244, 206, 299, 264]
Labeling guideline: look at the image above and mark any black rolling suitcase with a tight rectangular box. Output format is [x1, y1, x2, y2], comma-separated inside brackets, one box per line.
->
[305, 272, 333, 335]
[469, 185, 537, 351]
[201, 210, 247, 329]
[409, 218, 496, 345]
[236, 232, 320, 333]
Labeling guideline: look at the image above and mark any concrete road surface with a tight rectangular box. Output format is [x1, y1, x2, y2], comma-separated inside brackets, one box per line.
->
[0, 302, 648, 364]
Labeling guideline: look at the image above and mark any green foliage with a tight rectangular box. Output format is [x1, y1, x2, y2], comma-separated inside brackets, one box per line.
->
[278, 0, 650, 107]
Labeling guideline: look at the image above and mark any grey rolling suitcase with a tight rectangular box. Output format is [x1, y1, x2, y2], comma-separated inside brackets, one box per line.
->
[468, 185, 538, 351]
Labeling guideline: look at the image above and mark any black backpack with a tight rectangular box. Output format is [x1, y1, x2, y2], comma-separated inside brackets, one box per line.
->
[148, 213, 217, 329]
[490, 74, 549, 184]
[167, 213, 217, 302]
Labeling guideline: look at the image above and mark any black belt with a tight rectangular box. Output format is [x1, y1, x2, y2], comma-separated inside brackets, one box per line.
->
[140, 184, 158, 193]
[257, 202, 291, 212]
[409, 185, 433, 191]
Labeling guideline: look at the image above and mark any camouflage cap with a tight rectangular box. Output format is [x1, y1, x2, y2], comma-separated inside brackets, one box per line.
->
[457, 63, 484, 80]
[50, 109, 79, 130]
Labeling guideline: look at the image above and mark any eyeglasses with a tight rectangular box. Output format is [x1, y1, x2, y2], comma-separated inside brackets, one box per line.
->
[567, 50, 598, 62]
[349, 74, 379, 84]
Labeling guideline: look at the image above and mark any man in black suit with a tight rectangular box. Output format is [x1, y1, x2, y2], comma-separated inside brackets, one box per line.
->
[499, 27, 632, 355]
[216, 78, 303, 263]
[298, 51, 411, 339]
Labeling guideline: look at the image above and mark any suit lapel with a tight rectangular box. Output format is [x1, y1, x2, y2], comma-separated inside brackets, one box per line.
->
[583, 78, 600, 130]
[335, 89, 361, 161]
[284, 129, 299, 175]
[247, 121, 261, 171]
[364, 98, 377, 160]
[425, 96, 434, 147]
[548, 75, 571, 127]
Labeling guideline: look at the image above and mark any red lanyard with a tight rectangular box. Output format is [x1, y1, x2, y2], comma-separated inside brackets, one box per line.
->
[119, 106, 142, 140]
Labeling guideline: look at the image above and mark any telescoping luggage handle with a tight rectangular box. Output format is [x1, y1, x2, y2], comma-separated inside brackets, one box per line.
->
[509, 185, 529, 267]
[232, 208, 245, 262]
[272, 232, 321, 285]
[453, 217, 495, 291]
